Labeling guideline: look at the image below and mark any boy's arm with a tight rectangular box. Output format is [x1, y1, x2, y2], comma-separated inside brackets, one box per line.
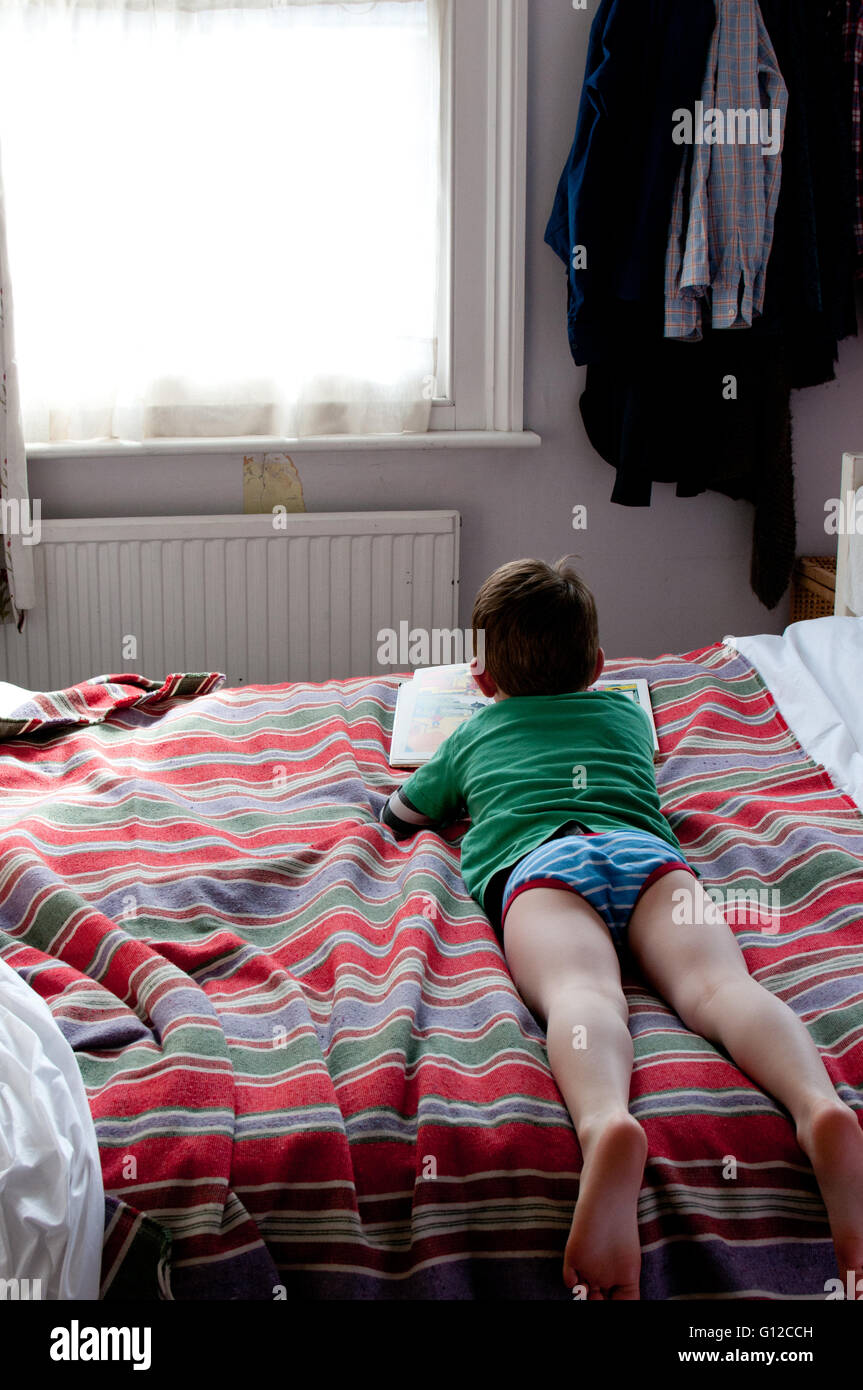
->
[380, 787, 442, 840]
[380, 737, 464, 840]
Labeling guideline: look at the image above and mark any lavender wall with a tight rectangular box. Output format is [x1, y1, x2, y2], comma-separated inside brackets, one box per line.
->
[28, 0, 863, 660]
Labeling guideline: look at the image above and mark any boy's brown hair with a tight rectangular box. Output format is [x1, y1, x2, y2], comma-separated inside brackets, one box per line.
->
[471, 557, 598, 697]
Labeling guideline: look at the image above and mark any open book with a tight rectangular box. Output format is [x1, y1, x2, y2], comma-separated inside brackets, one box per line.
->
[389, 664, 659, 767]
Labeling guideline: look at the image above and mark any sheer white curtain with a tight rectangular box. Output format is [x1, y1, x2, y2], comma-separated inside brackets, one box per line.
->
[0, 0, 445, 443]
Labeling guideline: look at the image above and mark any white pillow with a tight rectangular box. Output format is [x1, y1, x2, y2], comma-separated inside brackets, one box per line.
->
[0, 681, 34, 717]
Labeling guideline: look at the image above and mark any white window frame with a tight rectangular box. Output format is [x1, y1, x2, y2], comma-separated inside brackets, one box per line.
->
[429, 0, 529, 437]
[26, 0, 538, 461]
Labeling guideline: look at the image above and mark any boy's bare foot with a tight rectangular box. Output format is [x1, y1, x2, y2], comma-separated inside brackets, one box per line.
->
[564, 1111, 647, 1300]
[797, 1100, 863, 1294]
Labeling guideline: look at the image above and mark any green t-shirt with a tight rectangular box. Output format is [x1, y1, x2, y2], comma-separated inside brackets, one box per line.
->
[399, 690, 681, 911]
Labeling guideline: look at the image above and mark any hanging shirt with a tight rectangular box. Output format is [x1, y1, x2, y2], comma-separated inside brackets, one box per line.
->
[665, 0, 788, 340]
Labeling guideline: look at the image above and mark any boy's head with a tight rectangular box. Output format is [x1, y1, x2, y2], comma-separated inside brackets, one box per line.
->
[471, 558, 603, 698]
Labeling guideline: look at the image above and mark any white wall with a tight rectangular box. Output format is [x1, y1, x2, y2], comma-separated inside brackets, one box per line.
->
[27, 0, 863, 660]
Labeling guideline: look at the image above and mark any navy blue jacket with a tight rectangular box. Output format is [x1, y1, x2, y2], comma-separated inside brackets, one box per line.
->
[544, 0, 716, 366]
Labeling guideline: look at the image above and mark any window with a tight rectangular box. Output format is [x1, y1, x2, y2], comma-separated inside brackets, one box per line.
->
[0, 0, 531, 452]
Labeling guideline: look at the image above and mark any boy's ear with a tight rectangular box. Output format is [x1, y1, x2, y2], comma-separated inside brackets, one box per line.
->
[591, 647, 606, 685]
[470, 657, 497, 699]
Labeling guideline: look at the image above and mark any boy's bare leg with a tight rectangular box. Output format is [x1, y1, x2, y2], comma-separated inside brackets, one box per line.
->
[504, 887, 647, 1300]
[629, 870, 863, 1291]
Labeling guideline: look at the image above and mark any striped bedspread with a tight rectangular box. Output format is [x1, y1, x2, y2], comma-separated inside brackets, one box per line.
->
[0, 643, 861, 1300]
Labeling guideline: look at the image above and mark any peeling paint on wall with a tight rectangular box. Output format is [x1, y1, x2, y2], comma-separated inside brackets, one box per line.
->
[243, 452, 306, 515]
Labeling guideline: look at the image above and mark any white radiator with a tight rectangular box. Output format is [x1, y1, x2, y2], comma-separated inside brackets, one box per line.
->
[0, 511, 460, 689]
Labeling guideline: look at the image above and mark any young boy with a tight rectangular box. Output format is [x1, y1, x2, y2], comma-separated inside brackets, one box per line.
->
[381, 558, 863, 1300]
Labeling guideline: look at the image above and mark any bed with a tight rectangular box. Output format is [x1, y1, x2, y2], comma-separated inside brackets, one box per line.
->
[3, 451, 863, 1301]
[1, 623, 862, 1303]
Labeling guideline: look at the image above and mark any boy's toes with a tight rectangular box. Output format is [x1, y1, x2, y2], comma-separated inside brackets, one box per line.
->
[835, 1244, 863, 1296]
[565, 1265, 639, 1301]
[565, 1265, 595, 1299]
[609, 1281, 641, 1300]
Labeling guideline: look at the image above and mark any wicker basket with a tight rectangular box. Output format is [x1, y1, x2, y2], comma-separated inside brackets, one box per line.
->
[790, 556, 837, 622]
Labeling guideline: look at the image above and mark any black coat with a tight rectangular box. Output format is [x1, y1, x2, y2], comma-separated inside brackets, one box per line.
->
[546, 0, 858, 609]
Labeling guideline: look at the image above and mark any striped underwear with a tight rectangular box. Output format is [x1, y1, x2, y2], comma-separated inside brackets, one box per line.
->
[500, 828, 696, 956]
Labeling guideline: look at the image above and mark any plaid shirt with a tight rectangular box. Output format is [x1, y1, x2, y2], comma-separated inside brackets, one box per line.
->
[844, 0, 863, 260]
[665, 0, 788, 341]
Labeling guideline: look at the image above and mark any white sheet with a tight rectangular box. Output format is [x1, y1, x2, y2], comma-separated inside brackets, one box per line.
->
[0, 680, 33, 717]
[727, 616, 863, 814]
[0, 958, 104, 1299]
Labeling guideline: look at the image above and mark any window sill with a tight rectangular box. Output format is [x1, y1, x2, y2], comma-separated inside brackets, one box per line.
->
[26, 430, 542, 461]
